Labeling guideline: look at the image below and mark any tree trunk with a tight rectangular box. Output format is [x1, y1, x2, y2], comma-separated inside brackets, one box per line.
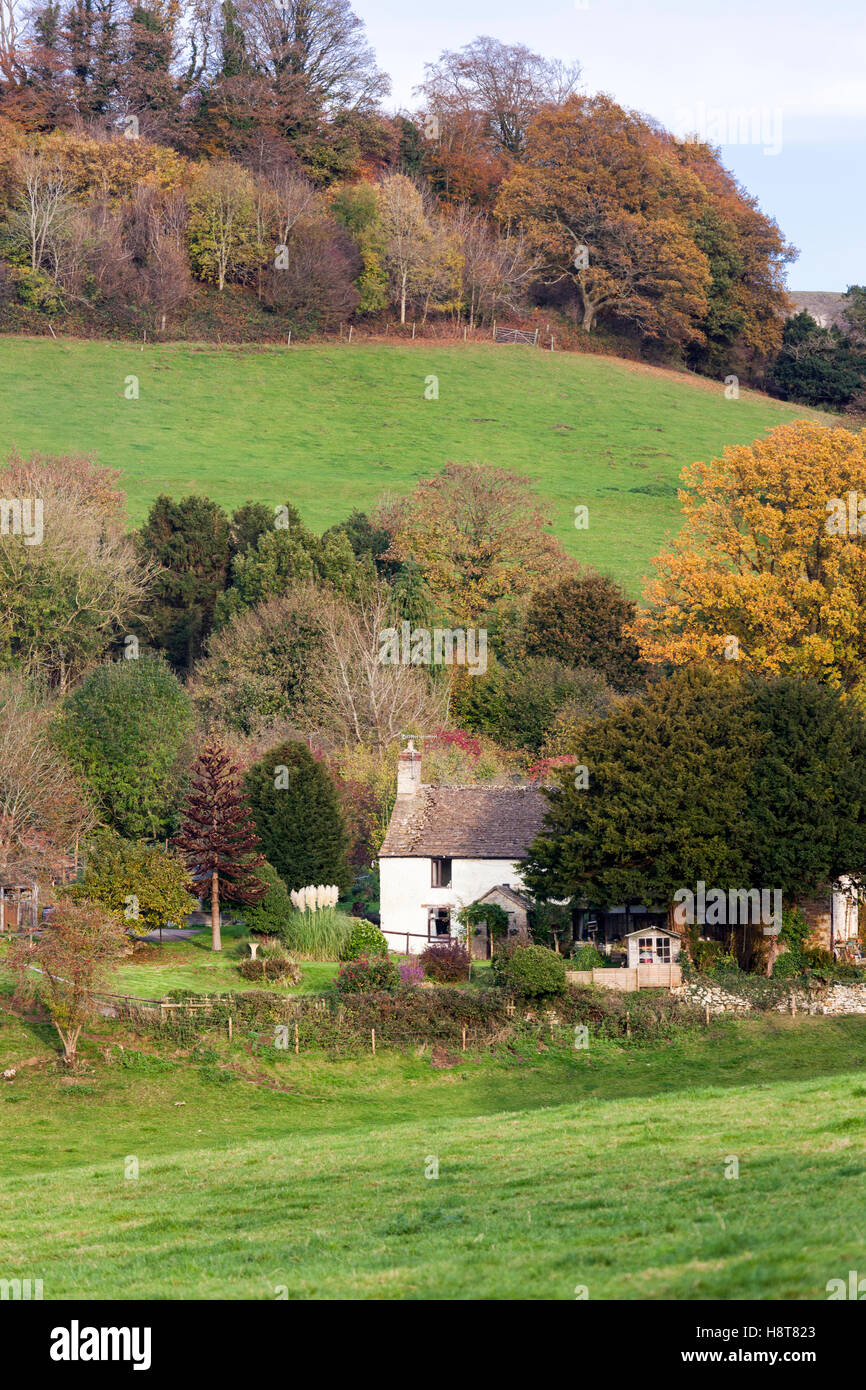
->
[57, 1024, 81, 1065]
[211, 871, 222, 952]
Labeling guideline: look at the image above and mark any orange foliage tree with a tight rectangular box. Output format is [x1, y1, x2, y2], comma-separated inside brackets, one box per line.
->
[632, 421, 866, 689]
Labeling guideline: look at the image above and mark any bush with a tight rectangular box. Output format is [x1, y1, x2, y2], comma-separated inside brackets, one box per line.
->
[281, 907, 354, 960]
[236, 938, 301, 985]
[801, 944, 834, 970]
[420, 939, 471, 982]
[493, 944, 567, 998]
[569, 943, 606, 970]
[241, 862, 295, 937]
[335, 954, 402, 994]
[340, 920, 389, 961]
[397, 957, 425, 986]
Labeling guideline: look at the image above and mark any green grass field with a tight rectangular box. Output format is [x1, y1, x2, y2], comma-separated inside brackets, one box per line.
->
[2, 1000, 866, 1300]
[0, 337, 826, 592]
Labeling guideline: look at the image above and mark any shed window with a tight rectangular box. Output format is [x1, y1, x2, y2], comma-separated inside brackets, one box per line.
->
[638, 935, 671, 964]
[431, 857, 452, 888]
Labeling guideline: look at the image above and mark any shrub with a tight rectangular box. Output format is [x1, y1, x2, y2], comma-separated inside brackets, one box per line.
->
[801, 944, 834, 970]
[236, 938, 301, 985]
[340, 920, 389, 961]
[335, 954, 401, 994]
[493, 943, 567, 998]
[420, 939, 471, 982]
[240, 861, 295, 937]
[397, 957, 425, 986]
[569, 943, 606, 970]
[281, 906, 354, 960]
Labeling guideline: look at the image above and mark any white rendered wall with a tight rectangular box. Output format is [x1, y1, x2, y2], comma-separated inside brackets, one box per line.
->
[380, 856, 528, 953]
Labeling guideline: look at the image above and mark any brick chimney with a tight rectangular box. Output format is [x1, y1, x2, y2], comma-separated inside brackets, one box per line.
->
[397, 738, 422, 796]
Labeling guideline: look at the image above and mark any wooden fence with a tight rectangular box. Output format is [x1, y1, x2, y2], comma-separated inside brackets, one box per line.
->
[566, 964, 681, 992]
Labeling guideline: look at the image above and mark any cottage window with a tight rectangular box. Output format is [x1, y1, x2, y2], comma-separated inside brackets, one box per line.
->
[428, 908, 451, 939]
[431, 857, 452, 888]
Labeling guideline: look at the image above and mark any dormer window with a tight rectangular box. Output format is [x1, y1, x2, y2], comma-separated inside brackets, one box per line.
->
[431, 857, 452, 888]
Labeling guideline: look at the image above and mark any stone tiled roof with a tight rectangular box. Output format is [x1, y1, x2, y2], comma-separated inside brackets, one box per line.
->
[477, 883, 534, 910]
[380, 785, 548, 859]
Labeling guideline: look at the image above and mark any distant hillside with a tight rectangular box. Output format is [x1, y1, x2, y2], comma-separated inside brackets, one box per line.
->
[787, 292, 852, 331]
[0, 338, 828, 596]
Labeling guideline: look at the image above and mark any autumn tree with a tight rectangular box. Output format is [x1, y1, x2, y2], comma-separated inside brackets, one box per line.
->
[633, 421, 866, 691]
[9, 896, 128, 1064]
[174, 734, 266, 951]
[450, 202, 535, 326]
[376, 172, 432, 324]
[0, 672, 93, 881]
[188, 588, 326, 737]
[186, 160, 260, 290]
[309, 581, 448, 749]
[377, 462, 573, 623]
[497, 94, 712, 344]
[239, 0, 389, 113]
[0, 452, 154, 690]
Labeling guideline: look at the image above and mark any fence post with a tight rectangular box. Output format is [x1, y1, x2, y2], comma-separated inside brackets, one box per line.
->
[371, 1027, 376, 1054]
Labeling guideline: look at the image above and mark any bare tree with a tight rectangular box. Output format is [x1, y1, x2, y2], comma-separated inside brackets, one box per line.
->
[417, 35, 582, 157]
[450, 204, 536, 327]
[311, 583, 448, 750]
[16, 151, 69, 271]
[0, 0, 27, 90]
[240, 0, 389, 111]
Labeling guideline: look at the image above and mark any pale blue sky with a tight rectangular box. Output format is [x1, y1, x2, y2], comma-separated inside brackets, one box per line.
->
[357, 0, 865, 291]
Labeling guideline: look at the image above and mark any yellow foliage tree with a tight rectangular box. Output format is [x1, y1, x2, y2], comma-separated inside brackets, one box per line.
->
[38, 131, 185, 200]
[632, 420, 866, 689]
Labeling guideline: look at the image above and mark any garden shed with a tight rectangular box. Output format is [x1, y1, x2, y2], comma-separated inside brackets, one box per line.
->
[625, 925, 681, 969]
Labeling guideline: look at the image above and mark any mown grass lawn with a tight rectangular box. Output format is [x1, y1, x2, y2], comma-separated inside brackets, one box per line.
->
[2, 1005, 866, 1300]
[108, 921, 340, 999]
[0, 338, 827, 592]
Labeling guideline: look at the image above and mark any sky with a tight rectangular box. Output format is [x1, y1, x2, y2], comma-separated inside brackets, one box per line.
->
[356, 0, 866, 292]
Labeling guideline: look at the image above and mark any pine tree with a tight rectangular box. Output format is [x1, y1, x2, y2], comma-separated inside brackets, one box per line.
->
[174, 735, 266, 951]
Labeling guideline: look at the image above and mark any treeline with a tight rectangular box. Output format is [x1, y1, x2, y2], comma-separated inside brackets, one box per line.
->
[0, 449, 643, 883]
[5, 417, 866, 931]
[0, 4, 810, 385]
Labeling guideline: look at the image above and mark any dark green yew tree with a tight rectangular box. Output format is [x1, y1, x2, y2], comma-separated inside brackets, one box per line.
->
[244, 741, 352, 895]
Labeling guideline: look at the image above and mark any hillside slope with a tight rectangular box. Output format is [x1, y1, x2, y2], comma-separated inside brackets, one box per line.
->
[0, 338, 827, 592]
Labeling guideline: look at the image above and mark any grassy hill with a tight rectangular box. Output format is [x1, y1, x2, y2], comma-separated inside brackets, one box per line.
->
[0, 337, 826, 593]
[3, 1004, 866, 1299]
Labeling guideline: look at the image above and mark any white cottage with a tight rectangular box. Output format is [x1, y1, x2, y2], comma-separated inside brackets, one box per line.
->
[378, 742, 548, 955]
